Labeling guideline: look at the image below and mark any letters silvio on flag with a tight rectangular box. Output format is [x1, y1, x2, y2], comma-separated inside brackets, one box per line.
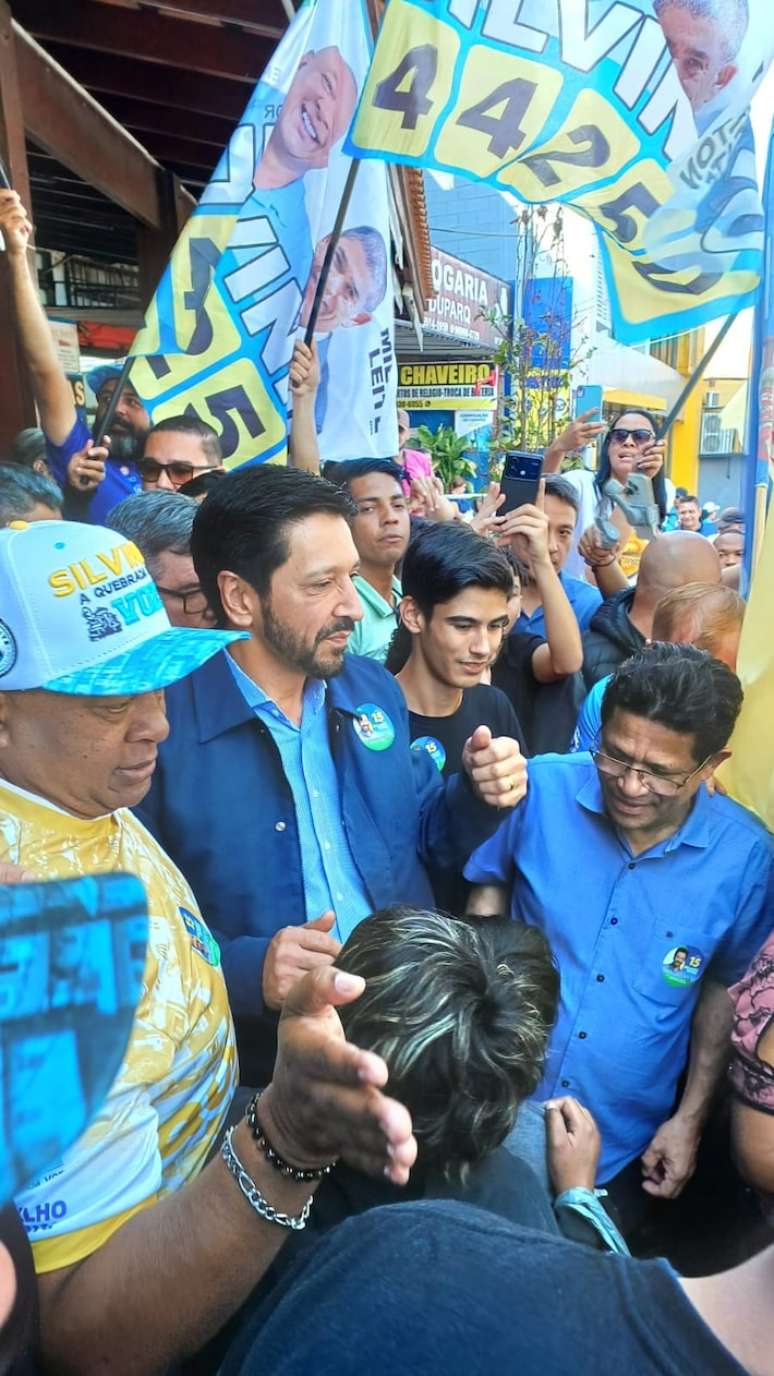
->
[130, 0, 397, 468]
[347, 0, 773, 344]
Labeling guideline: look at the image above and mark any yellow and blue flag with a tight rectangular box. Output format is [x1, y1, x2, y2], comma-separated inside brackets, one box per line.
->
[130, 0, 397, 467]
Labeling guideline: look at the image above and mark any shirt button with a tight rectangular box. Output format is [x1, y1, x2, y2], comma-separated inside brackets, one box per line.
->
[596, 974, 605, 983]
[578, 1031, 588, 1040]
[561, 1079, 570, 1088]
[610, 917, 618, 926]
[324, 841, 331, 851]
[628, 862, 636, 870]
[274, 821, 286, 832]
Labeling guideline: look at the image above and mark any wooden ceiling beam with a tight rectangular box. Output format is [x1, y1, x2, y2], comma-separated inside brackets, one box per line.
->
[13, 0, 272, 82]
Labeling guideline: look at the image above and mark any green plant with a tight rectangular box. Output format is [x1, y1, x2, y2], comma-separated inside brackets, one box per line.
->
[414, 424, 477, 489]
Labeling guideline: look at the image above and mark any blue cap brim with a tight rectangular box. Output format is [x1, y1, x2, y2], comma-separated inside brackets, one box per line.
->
[42, 628, 247, 696]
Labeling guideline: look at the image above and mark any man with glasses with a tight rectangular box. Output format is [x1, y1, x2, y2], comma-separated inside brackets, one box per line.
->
[140, 415, 225, 493]
[108, 490, 214, 628]
[465, 644, 773, 1233]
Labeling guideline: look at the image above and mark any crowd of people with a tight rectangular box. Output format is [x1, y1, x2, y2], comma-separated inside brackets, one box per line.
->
[0, 182, 772, 1376]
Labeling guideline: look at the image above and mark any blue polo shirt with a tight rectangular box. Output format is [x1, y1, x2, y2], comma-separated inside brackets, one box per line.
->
[517, 571, 602, 637]
[45, 417, 141, 524]
[226, 654, 371, 944]
[464, 754, 773, 1180]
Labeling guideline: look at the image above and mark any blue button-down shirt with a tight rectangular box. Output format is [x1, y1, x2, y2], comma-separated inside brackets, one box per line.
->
[465, 753, 773, 1180]
[517, 571, 602, 637]
[226, 654, 372, 944]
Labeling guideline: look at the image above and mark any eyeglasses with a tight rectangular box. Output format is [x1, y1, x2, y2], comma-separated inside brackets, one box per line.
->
[139, 458, 212, 486]
[154, 585, 210, 616]
[608, 428, 655, 445]
[592, 748, 711, 797]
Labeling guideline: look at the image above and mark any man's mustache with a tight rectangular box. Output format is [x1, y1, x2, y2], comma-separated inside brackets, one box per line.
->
[315, 618, 356, 645]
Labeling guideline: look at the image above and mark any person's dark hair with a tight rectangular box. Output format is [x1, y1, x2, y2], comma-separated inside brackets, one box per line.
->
[336, 908, 559, 1181]
[601, 642, 743, 762]
[145, 414, 222, 464]
[191, 466, 355, 626]
[596, 409, 667, 520]
[543, 474, 579, 516]
[384, 523, 513, 673]
[178, 469, 228, 501]
[0, 465, 62, 526]
[7, 427, 46, 470]
[331, 458, 405, 494]
[677, 493, 700, 508]
[107, 490, 197, 562]
[718, 506, 745, 530]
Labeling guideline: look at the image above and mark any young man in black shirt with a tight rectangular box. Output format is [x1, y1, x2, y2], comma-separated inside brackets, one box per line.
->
[386, 522, 526, 776]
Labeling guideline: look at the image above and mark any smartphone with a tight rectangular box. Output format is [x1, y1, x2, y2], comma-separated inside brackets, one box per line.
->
[573, 384, 603, 419]
[499, 451, 543, 515]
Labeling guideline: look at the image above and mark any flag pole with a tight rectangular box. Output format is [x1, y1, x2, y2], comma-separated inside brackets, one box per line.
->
[304, 159, 360, 345]
[656, 315, 735, 439]
[92, 355, 135, 447]
[0, 157, 10, 190]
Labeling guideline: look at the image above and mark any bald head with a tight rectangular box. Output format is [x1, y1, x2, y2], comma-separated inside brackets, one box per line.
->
[637, 531, 720, 600]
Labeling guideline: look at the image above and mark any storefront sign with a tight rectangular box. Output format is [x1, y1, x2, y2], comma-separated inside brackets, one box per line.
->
[398, 361, 497, 410]
[426, 248, 510, 347]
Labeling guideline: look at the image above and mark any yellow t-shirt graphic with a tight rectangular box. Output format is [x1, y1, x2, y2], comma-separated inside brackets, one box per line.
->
[0, 781, 237, 1273]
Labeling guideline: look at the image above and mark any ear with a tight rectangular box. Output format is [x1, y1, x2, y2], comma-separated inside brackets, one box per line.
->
[217, 571, 257, 631]
[703, 749, 731, 780]
[399, 596, 425, 636]
[714, 63, 737, 94]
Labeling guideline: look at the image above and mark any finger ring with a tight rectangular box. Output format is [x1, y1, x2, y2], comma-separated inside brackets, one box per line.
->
[508, 777, 517, 791]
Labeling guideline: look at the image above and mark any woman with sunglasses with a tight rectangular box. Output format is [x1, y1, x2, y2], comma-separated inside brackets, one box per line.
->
[545, 409, 667, 580]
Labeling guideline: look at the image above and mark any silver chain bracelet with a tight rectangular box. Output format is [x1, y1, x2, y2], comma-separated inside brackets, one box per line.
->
[220, 1127, 314, 1231]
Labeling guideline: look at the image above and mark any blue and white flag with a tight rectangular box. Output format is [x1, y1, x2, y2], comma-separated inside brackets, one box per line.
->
[130, 0, 397, 466]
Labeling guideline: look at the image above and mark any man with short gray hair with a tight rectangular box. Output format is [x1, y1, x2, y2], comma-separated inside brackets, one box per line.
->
[108, 490, 213, 628]
[654, 0, 748, 115]
[0, 464, 62, 527]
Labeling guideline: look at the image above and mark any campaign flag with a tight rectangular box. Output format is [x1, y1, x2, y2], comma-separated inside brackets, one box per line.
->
[719, 118, 774, 830]
[347, 0, 773, 344]
[130, 0, 397, 467]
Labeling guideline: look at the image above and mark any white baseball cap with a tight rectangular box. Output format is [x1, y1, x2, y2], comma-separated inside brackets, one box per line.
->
[0, 520, 245, 695]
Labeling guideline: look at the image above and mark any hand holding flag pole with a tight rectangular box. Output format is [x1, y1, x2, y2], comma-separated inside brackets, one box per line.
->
[303, 159, 360, 345]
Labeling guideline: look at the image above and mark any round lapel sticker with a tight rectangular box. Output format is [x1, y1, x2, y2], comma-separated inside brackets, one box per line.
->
[662, 945, 704, 987]
[411, 736, 446, 773]
[353, 703, 395, 752]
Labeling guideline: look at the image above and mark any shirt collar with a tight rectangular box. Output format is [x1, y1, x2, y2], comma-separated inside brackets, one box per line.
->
[575, 763, 713, 852]
[226, 650, 326, 723]
[353, 574, 402, 618]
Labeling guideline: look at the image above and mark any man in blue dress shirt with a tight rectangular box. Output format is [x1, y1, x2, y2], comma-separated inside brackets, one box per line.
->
[138, 466, 527, 1084]
[465, 643, 772, 1232]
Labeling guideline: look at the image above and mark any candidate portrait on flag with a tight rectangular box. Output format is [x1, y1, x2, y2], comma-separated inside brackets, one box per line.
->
[129, 0, 398, 470]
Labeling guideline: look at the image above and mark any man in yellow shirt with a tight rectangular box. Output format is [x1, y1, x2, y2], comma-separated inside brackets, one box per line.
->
[0, 519, 417, 1373]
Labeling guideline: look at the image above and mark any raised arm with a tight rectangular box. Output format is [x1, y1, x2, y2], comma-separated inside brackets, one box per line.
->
[542, 409, 606, 474]
[288, 339, 321, 474]
[497, 502, 582, 682]
[0, 189, 76, 445]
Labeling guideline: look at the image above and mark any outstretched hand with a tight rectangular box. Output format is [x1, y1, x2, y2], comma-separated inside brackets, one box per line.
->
[261, 964, 418, 1184]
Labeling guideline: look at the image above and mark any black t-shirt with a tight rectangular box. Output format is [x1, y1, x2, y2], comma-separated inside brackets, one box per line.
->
[493, 628, 585, 755]
[407, 683, 525, 779]
[226, 1200, 746, 1376]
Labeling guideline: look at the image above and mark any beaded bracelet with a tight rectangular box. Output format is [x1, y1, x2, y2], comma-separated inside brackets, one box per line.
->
[247, 1090, 335, 1183]
[221, 1127, 313, 1231]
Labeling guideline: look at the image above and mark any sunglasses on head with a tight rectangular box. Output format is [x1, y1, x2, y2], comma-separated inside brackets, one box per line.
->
[609, 427, 655, 445]
[139, 457, 199, 484]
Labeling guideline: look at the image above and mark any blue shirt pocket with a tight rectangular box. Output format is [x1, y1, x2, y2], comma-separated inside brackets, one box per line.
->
[632, 926, 714, 1007]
